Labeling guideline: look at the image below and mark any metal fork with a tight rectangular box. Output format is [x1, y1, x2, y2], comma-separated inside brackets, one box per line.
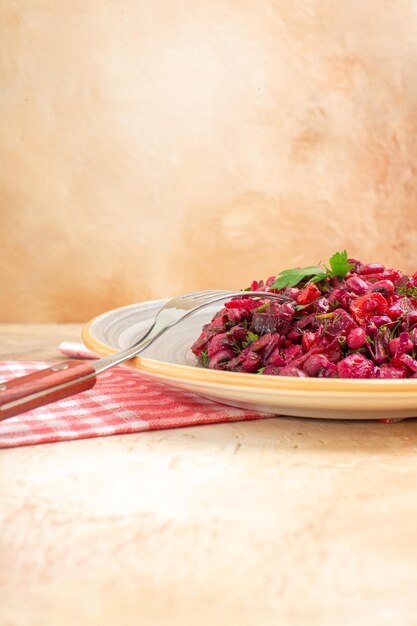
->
[0, 290, 291, 421]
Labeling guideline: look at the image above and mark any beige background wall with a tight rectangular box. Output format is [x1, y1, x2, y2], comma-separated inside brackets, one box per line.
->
[1, 0, 417, 322]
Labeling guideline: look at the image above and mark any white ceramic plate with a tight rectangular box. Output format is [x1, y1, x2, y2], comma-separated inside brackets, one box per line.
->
[82, 299, 417, 420]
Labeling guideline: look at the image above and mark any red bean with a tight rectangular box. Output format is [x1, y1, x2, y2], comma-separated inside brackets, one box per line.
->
[360, 263, 385, 275]
[347, 327, 367, 349]
[369, 280, 395, 296]
[346, 275, 368, 295]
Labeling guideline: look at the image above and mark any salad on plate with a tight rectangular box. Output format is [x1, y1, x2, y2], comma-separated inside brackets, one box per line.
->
[191, 251, 417, 379]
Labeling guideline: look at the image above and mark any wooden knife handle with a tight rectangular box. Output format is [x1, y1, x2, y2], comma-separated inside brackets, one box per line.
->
[0, 361, 97, 421]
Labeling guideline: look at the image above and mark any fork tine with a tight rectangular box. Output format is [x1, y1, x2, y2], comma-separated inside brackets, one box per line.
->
[185, 290, 290, 305]
[180, 289, 230, 300]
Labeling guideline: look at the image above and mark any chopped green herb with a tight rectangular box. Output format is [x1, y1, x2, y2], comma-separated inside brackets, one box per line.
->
[397, 284, 417, 298]
[242, 331, 259, 348]
[366, 335, 375, 346]
[338, 336, 347, 349]
[200, 349, 209, 367]
[231, 339, 242, 355]
[390, 320, 402, 339]
[256, 367, 265, 375]
[270, 250, 354, 290]
[255, 302, 270, 313]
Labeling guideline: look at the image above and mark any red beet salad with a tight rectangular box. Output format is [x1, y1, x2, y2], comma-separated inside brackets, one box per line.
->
[191, 251, 417, 379]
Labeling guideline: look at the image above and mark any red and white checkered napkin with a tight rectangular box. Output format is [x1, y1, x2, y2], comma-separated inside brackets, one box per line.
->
[0, 343, 274, 448]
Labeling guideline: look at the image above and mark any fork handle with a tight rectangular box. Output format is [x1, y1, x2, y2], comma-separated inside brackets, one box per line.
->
[0, 361, 97, 421]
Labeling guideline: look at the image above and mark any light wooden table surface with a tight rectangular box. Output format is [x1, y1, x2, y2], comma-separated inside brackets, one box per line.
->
[1, 324, 417, 626]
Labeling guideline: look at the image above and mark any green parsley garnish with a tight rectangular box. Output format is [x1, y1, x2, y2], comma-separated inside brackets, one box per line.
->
[271, 250, 354, 290]
[326, 250, 355, 279]
[271, 265, 326, 290]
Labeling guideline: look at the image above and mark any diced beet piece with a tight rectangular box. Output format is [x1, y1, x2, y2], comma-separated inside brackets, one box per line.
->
[407, 310, 417, 326]
[387, 298, 413, 320]
[227, 307, 249, 324]
[250, 313, 279, 335]
[229, 325, 248, 343]
[309, 335, 342, 363]
[293, 313, 320, 332]
[240, 351, 263, 373]
[315, 297, 331, 313]
[409, 328, 417, 346]
[388, 333, 413, 356]
[303, 354, 331, 377]
[318, 362, 338, 378]
[336, 353, 374, 378]
[251, 303, 294, 336]
[286, 288, 300, 299]
[327, 288, 353, 309]
[208, 348, 235, 369]
[251, 333, 273, 352]
[226, 353, 245, 371]
[280, 302, 296, 317]
[302, 331, 318, 351]
[346, 275, 369, 295]
[324, 309, 357, 338]
[207, 312, 228, 333]
[207, 333, 232, 357]
[350, 292, 388, 324]
[263, 366, 283, 375]
[267, 347, 286, 367]
[347, 327, 366, 349]
[322, 342, 342, 364]
[263, 334, 282, 361]
[191, 329, 210, 356]
[398, 353, 417, 373]
[376, 364, 406, 379]
[297, 283, 321, 305]
[282, 344, 303, 363]
[278, 366, 308, 377]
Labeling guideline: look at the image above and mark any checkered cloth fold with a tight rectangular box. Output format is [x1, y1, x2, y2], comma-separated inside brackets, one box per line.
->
[0, 343, 274, 448]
